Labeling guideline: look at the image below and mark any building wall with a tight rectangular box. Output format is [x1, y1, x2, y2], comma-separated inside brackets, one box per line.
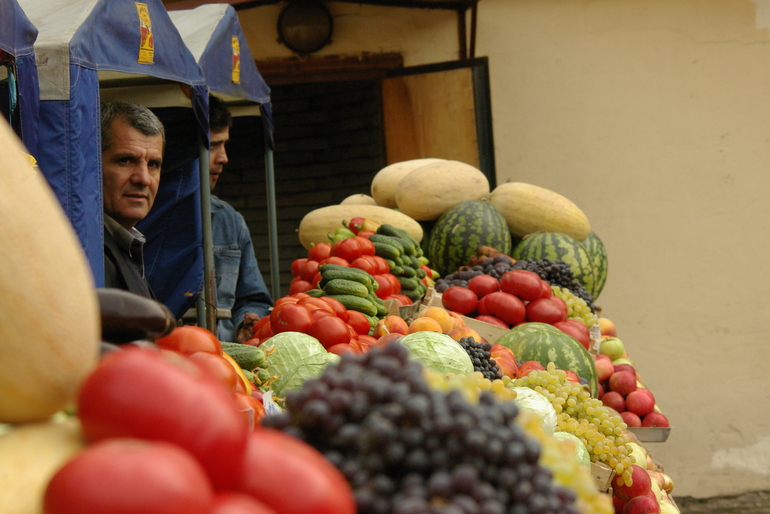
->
[237, 0, 770, 497]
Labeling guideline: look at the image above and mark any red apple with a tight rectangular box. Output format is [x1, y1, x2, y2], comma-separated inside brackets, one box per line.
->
[598, 317, 617, 337]
[642, 412, 670, 428]
[594, 355, 615, 383]
[489, 344, 518, 379]
[608, 371, 638, 397]
[553, 320, 591, 349]
[621, 411, 642, 427]
[374, 332, 402, 348]
[613, 495, 627, 514]
[597, 382, 605, 399]
[612, 464, 652, 502]
[614, 363, 636, 376]
[516, 360, 545, 378]
[448, 326, 483, 343]
[601, 391, 626, 413]
[622, 494, 660, 514]
[563, 370, 581, 385]
[626, 389, 655, 417]
[373, 315, 409, 338]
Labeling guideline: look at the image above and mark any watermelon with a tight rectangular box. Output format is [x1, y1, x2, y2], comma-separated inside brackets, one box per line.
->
[581, 231, 608, 300]
[427, 200, 512, 277]
[511, 232, 598, 299]
[497, 322, 598, 396]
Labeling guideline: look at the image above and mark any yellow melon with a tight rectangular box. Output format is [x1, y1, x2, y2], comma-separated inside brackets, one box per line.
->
[0, 119, 100, 423]
[370, 158, 445, 208]
[339, 193, 377, 206]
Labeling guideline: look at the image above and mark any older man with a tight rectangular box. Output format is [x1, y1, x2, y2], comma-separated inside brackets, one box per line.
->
[101, 100, 165, 298]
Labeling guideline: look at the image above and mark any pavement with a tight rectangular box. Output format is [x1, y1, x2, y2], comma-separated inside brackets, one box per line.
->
[674, 490, 770, 514]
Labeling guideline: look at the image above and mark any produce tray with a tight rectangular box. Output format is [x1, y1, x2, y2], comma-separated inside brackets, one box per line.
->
[626, 427, 672, 443]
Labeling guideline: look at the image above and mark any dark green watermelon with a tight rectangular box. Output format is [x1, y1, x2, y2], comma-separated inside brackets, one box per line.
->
[427, 200, 512, 277]
[496, 322, 598, 397]
[512, 232, 598, 299]
[581, 231, 608, 300]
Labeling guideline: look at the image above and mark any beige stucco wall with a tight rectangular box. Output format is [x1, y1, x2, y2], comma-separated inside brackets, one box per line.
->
[238, 0, 770, 498]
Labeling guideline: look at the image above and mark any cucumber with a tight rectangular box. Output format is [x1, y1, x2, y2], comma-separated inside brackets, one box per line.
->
[397, 276, 421, 290]
[399, 264, 417, 278]
[402, 288, 424, 302]
[327, 294, 379, 317]
[320, 269, 373, 289]
[305, 288, 324, 297]
[369, 233, 406, 254]
[372, 241, 401, 260]
[318, 263, 372, 276]
[221, 342, 267, 371]
[323, 279, 370, 298]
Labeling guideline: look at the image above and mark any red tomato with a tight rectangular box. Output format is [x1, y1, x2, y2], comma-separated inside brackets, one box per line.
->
[350, 255, 378, 275]
[251, 316, 271, 337]
[526, 298, 567, 324]
[372, 256, 391, 275]
[235, 428, 356, 514]
[311, 309, 333, 321]
[308, 315, 352, 349]
[357, 334, 378, 352]
[299, 260, 320, 282]
[327, 343, 356, 356]
[77, 349, 248, 490]
[44, 439, 215, 514]
[243, 338, 262, 347]
[290, 292, 310, 299]
[373, 274, 393, 299]
[500, 270, 545, 301]
[467, 275, 501, 298]
[384, 273, 401, 294]
[474, 314, 510, 328]
[483, 291, 526, 325]
[441, 286, 479, 315]
[210, 492, 277, 514]
[155, 326, 222, 356]
[297, 297, 335, 314]
[233, 392, 266, 429]
[270, 303, 314, 335]
[553, 320, 591, 349]
[257, 321, 273, 342]
[307, 243, 332, 263]
[540, 280, 553, 299]
[347, 339, 365, 354]
[273, 296, 300, 308]
[476, 295, 490, 315]
[330, 236, 375, 262]
[187, 351, 239, 393]
[319, 256, 350, 267]
[346, 309, 371, 336]
[312, 272, 323, 288]
[289, 277, 313, 295]
[550, 295, 567, 313]
[390, 294, 412, 306]
[290, 258, 308, 278]
[318, 296, 349, 322]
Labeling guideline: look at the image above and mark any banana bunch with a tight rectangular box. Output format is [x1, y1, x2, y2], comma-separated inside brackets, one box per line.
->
[370, 224, 431, 302]
[308, 264, 387, 331]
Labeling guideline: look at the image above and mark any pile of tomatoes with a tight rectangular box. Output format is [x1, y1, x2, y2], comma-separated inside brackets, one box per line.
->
[43, 329, 357, 514]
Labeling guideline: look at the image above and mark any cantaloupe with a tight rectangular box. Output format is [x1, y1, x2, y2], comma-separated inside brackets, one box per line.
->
[370, 158, 445, 208]
[488, 182, 591, 241]
[298, 204, 423, 249]
[339, 193, 377, 206]
[0, 119, 100, 423]
[395, 160, 490, 221]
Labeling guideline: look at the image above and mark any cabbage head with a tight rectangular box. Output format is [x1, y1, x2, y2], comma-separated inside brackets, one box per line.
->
[273, 352, 340, 397]
[511, 386, 558, 435]
[259, 332, 326, 382]
[399, 331, 473, 375]
[552, 431, 591, 468]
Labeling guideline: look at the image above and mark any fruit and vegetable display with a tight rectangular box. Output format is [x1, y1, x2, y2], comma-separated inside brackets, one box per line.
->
[1, 149, 679, 514]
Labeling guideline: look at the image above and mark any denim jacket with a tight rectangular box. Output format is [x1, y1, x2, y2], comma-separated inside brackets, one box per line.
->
[212, 195, 273, 341]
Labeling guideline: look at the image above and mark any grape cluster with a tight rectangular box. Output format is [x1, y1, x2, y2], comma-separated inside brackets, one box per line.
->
[549, 287, 598, 328]
[510, 364, 635, 484]
[511, 260, 595, 310]
[457, 337, 502, 381]
[435, 255, 517, 292]
[263, 343, 581, 514]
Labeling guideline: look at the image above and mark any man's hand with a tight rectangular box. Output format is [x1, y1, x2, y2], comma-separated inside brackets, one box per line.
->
[235, 312, 261, 343]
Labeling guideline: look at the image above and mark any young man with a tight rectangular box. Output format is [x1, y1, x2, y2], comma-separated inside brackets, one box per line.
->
[101, 100, 165, 298]
[208, 95, 273, 342]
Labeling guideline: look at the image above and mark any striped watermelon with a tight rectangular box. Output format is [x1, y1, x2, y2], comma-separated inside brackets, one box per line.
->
[581, 231, 608, 300]
[511, 232, 598, 299]
[427, 200, 512, 277]
[496, 322, 598, 396]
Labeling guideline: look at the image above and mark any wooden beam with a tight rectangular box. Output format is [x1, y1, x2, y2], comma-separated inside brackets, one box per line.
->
[255, 53, 404, 85]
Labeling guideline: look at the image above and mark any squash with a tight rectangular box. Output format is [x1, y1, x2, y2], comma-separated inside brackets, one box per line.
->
[370, 158, 445, 208]
[0, 119, 100, 423]
[0, 418, 86, 514]
[298, 204, 423, 249]
[395, 160, 490, 221]
[339, 193, 377, 206]
[488, 182, 591, 241]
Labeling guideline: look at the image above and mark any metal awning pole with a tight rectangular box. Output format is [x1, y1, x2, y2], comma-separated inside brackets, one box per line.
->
[264, 134, 280, 301]
[199, 138, 217, 331]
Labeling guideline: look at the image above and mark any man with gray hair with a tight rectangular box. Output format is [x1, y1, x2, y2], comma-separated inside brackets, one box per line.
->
[101, 100, 165, 298]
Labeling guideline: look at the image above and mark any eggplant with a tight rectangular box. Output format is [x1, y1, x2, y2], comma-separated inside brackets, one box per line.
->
[97, 288, 176, 344]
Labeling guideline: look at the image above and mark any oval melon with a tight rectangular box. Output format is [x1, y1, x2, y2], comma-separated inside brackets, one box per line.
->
[0, 119, 100, 423]
[370, 158, 445, 208]
[339, 193, 377, 206]
[489, 182, 591, 241]
[395, 160, 490, 221]
[298, 204, 423, 249]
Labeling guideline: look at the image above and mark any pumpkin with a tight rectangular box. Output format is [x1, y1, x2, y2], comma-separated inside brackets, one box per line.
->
[0, 119, 100, 423]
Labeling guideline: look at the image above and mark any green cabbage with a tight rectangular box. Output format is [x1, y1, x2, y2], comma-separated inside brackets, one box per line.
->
[399, 331, 473, 375]
[552, 431, 591, 468]
[511, 386, 558, 435]
[259, 332, 326, 383]
[273, 352, 340, 397]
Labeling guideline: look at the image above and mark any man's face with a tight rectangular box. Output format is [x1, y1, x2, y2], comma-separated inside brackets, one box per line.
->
[102, 118, 163, 230]
[209, 126, 230, 191]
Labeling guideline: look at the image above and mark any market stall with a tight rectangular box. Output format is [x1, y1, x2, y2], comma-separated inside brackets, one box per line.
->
[17, 0, 210, 317]
[0, 0, 39, 157]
